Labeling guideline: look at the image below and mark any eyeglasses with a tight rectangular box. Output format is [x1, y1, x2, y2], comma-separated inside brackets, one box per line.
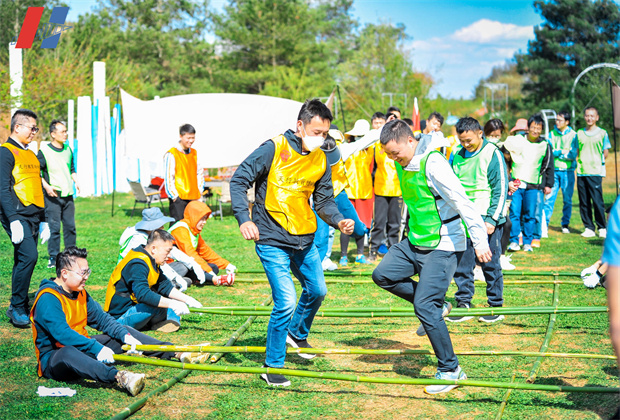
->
[68, 268, 92, 278]
[18, 124, 39, 133]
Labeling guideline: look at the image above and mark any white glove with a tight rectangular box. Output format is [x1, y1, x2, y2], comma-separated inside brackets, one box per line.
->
[123, 334, 143, 355]
[10, 220, 24, 244]
[582, 272, 601, 288]
[184, 296, 203, 308]
[168, 300, 190, 316]
[581, 264, 598, 279]
[226, 263, 237, 274]
[173, 275, 188, 292]
[96, 346, 115, 364]
[39, 222, 50, 244]
[191, 261, 206, 284]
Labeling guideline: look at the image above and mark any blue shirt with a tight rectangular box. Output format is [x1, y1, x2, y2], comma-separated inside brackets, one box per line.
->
[602, 197, 620, 267]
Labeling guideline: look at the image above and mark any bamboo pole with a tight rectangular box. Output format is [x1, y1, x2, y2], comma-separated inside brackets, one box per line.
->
[527, 282, 560, 383]
[234, 278, 585, 285]
[495, 373, 517, 420]
[111, 355, 619, 393]
[120, 344, 617, 360]
[236, 269, 582, 278]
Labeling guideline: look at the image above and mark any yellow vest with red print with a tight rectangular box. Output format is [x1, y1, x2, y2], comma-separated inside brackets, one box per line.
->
[344, 148, 373, 199]
[104, 250, 160, 311]
[30, 287, 89, 376]
[265, 134, 327, 235]
[1, 142, 44, 208]
[168, 147, 201, 200]
[373, 143, 401, 197]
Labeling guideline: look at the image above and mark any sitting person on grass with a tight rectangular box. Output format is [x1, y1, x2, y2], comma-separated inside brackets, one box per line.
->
[104, 229, 203, 333]
[168, 200, 236, 286]
[118, 207, 206, 291]
[30, 246, 178, 396]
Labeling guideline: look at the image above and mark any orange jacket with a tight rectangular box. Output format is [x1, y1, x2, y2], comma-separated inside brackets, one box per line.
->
[169, 201, 229, 272]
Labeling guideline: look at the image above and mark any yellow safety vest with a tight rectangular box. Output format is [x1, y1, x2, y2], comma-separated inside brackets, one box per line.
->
[31, 287, 89, 376]
[1, 142, 44, 208]
[265, 135, 326, 235]
[104, 250, 160, 311]
[344, 148, 373, 199]
[168, 147, 200, 200]
[373, 143, 401, 197]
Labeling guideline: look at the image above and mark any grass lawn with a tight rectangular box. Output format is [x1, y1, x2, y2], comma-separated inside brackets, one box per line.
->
[0, 168, 619, 420]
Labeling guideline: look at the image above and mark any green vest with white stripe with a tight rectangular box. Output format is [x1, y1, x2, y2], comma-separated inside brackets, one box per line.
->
[548, 128, 575, 171]
[168, 221, 198, 248]
[577, 128, 607, 176]
[39, 142, 74, 197]
[396, 151, 443, 248]
[511, 139, 547, 185]
[452, 142, 495, 218]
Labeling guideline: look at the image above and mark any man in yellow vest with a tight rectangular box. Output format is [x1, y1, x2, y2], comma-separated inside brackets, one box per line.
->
[164, 124, 203, 221]
[230, 99, 355, 387]
[0, 109, 50, 328]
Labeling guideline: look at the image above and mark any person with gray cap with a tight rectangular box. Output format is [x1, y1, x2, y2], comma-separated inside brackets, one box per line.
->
[118, 208, 205, 291]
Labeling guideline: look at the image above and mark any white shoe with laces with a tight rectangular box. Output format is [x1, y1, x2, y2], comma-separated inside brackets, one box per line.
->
[500, 255, 515, 271]
[599, 229, 607, 238]
[581, 228, 596, 238]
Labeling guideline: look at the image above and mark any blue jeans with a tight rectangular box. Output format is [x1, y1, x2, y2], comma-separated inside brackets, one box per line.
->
[115, 303, 180, 331]
[543, 170, 575, 228]
[510, 188, 540, 245]
[255, 243, 327, 367]
[313, 191, 367, 261]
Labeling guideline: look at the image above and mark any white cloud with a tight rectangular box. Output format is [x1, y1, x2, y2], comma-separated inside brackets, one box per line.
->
[452, 19, 533, 43]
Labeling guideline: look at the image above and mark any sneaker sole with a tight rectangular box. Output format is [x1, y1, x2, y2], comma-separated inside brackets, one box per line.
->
[446, 316, 474, 323]
[424, 373, 467, 395]
[478, 315, 505, 323]
[127, 375, 146, 396]
[260, 373, 291, 387]
[152, 321, 180, 333]
[286, 336, 316, 359]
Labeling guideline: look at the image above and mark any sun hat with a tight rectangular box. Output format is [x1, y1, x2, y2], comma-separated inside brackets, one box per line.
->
[345, 119, 370, 137]
[135, 207, 174, 231]
[510, 118, 528, 133]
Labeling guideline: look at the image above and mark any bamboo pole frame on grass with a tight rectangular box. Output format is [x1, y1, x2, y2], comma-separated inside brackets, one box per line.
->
[237, 269, 582, 277]
[111, 355, 619, 394]
[121, 344, 616, 360]
[235, 278, 584, 285]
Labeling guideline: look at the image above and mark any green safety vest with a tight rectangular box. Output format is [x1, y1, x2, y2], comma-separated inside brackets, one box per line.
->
[548, 129, 575, 171]
[39, 142, 74, 197]
[396, 151, 447, 248]
[452, 142, 496, 217]
[169, 221, 198, 248]
[577, 128, 607, 176]
[511, 138, 547, 185]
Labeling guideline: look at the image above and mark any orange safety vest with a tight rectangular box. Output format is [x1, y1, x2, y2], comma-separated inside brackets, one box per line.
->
[1, 142, 44, 208]
[104, 250, 160, 311]
[373, 143, 401, 197]
[344, 148, 374, 199]
[265, 135, 327, 235]
[30, 287, 89, 376]
[168, 147, 201, 200]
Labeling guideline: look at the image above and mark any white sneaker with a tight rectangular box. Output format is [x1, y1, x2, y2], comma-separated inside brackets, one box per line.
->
[321, 258, 337, 271]
[500, 255, 515, 271]
[562, 227, 570, 234]
[507, 242, 520, 252]
[523, 244, 533, 252]
[473, 266, 484, 281]
[581, 228, 596, 238]
[599, 229, 607, 238]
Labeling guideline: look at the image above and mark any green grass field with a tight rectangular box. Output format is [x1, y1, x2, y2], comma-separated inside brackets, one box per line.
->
[0, 175, 619, 420]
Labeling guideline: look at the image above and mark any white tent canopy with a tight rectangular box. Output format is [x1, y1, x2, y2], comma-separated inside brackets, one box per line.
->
[121, 89, 304, 169]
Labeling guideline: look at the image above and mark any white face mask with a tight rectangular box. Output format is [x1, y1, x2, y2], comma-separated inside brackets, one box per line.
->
[302, 126, 325, 152]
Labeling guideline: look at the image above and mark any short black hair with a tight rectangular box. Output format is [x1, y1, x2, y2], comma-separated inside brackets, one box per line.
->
[379, 119, 413, 146]
[146, 229, 174, 246]
[584, 106, 598, 115]
[372, 112, 386, 122]
[484, 118, 505, 137]
[557, 111, 571, 123]
[402, 118, 414, 126]
[11, 109, 38, 133]
[387, 106, 401, 115]
[297, 98, 333, 124]
[527, 114, 544, 127]
[427, 112, 444, 126]
[49, 119, 66, 134]
[455, 117, 482, 135]
[180, 124, 196, 135]
[56, 246, 88, 278]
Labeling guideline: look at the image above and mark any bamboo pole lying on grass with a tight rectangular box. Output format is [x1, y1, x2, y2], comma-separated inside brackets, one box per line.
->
[111, 355, 619, 394]
[120, 344, 617, 360]
[235, 278, 584, 285]
[189, 306, 609, 317]
[237, 269, 582, 278]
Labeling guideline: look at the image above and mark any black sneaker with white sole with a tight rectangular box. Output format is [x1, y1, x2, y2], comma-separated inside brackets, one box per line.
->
[286, 333, 316, 359]
[260, 365, 291, 387]
[447, 302, 474, 323]
[478, 314, 504, 323]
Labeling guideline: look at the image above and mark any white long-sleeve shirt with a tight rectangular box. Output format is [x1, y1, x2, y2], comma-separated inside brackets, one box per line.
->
[163, 144, 203, 200]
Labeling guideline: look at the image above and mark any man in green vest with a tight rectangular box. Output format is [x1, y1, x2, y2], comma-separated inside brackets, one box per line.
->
[447, 117, 508, 323]
[577, 106, 611, 238]
[372, 119, 491, 394]
[38, 120, 80, 269]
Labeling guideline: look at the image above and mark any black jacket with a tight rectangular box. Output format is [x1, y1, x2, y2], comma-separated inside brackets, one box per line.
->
[230, 129, 344, 250]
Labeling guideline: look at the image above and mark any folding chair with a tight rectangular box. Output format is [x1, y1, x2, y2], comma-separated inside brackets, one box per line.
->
[128, 180, 164, 217]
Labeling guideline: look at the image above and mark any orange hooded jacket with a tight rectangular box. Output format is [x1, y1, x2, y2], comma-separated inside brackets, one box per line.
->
[169, 201, 229, 272]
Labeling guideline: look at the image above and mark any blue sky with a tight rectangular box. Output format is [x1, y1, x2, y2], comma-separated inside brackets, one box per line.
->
[63, 1, 548, 98]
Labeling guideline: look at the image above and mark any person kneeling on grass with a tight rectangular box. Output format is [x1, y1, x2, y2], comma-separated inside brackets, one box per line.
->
[104, 229, 203, 333]
[30, 246, 178, 396]
[169, 200, 236, 286]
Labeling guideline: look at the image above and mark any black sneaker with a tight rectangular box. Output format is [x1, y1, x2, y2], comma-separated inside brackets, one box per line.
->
[479, 314, 505, 323]
[6, 306, 30, 328]
[47, 258, 56, 269]
[286, 333, 316, 359]
[368, 252, 377, 262]
[447, 302, 474, 322]
[261, 365, 291, 387]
